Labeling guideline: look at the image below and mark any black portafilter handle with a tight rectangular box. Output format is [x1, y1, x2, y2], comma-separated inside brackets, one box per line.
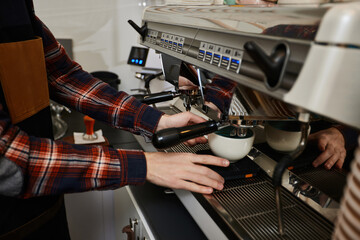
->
[133, 91, 178, 105]
[152, 120, 219, 149]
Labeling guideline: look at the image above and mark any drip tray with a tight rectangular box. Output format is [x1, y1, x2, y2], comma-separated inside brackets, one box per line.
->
[213, 173, 333, 239]
[166, 143, 334, 239]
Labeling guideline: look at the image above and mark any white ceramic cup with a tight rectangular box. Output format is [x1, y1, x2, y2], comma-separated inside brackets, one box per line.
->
[208, 127, 255, 163]
[265, 121, 310, 152]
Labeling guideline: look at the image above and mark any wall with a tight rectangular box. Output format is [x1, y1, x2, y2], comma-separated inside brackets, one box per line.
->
[34, 0, 163, 93]
[33, 1, 164, 240]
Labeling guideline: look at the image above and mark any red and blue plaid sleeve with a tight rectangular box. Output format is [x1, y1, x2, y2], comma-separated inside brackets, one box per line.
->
[0, 106, 146, 198]
[37, 16, 163, 138]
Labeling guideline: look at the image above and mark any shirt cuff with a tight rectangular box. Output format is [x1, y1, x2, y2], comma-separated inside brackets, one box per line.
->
[119, 149, 147, 185]
[136, 103, 164, 135]
[333, 125, 359, 151]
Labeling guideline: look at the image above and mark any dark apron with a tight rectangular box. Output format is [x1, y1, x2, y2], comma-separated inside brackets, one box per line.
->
[0, 0, 70, 239]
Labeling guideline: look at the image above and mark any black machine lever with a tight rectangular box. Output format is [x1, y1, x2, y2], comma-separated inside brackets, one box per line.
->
[144, 72, 163, 90]
[244, 41, 288, 90]
[132, 91, 181, 105]
[128, 20, 148, 41]
[152, 120, 219, 149]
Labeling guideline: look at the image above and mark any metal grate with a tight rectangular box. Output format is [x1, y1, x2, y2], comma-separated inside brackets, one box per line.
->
[213, 175, 333, 239]
[237, 206, 333, 240]
[292, 167, 347, 202]
[169, 143, 334, 239]
[166, 142, 210, 154]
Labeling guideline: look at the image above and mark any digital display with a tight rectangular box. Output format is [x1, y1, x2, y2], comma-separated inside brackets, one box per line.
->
[127, 46, 149, 67]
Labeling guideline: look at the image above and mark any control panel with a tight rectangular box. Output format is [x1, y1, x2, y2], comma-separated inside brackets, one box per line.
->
[145, 30, 244, 75]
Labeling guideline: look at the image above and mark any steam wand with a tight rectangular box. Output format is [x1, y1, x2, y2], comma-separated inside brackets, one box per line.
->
[272, 113, 310, 236]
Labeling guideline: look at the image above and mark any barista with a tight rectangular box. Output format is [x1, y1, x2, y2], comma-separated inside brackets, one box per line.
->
[0, 0, 229, 239]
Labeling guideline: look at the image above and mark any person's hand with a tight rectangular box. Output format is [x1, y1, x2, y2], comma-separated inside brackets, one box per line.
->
[145, 152, 229, 194]
[178, 76, 198, 90]
[308, 127, 346, 169]
[157, 112, 208, 146]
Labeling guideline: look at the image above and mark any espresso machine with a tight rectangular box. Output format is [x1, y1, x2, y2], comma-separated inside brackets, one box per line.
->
[129, 1, 360, 239]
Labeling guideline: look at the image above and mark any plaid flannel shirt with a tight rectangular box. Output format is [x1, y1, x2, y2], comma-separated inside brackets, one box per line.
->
[0, 16, 163, 198]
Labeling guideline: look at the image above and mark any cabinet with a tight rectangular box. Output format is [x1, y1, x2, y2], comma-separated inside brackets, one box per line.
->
[114, 187, 154, 240]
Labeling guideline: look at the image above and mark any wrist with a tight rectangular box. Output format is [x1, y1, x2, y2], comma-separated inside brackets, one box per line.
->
[156, 114, 170, 132]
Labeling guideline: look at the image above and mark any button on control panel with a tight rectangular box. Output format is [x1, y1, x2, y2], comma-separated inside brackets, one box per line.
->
[146, 31, 185, 54]
[198, 41, 243, 73]
[146, 30, 158, 45]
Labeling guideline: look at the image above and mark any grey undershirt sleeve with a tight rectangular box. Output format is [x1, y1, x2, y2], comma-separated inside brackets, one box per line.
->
[0, 156, 23, 197]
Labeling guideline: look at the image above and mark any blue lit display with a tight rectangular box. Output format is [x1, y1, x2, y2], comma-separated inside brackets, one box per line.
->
[206, 52, 213, 56]
[214, 54, 220, 58]
[232, 59, 240, 64]
[222, 56, 229, 61]
[127, 46, 148, 67]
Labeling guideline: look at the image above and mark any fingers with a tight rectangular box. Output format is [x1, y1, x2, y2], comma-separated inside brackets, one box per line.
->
[179, 76, 197, 88]
[176, 180, 215, 194]
[183, 136, 208, 147]
[184, 112, 207, 124]
[183, 167, 224, 190]
[187, 164, 225, 182]
[323, 154, 340, 170]
[145, 152, 229, 194]
[190, 154, 230, 167]
[312, 144, 346, 169]
[175, 162, 225, 192]
[335, 153, 346, 169]
[312, 151, 330, 168]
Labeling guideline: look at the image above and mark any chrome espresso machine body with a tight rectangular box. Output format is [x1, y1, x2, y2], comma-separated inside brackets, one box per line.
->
[131, 2, 360, 239]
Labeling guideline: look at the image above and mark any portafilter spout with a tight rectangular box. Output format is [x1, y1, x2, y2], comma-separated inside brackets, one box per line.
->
[272, 113, 310, 236]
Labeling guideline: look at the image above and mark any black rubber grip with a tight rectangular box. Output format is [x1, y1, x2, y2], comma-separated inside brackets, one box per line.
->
[133, 91, 175, 105]
[152, 120, 218, 149]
